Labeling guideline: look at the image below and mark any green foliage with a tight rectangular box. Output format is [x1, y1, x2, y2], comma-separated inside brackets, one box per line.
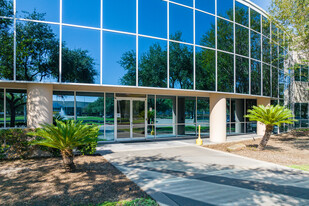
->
[245, 105, 296, 127]
[53, 114, 65, 125]
[97, 198, 158, 206]
[77, 139, 98, 155]
[30, 120, 100, 151]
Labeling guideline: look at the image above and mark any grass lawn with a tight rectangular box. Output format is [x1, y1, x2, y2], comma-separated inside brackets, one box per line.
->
[0, 155, 156, 205]
[204, 129, 309, 170]
[288, 165, 309, 172]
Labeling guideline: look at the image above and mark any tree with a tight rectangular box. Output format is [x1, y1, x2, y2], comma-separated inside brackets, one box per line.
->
[30, 120, 99, 172]
[245, 105, 296, 150]
[270, 0, 309, 62]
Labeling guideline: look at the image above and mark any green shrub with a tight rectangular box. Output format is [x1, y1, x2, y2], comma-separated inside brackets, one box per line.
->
[77, 140, 98, 155]
[97, 198, 158, 206]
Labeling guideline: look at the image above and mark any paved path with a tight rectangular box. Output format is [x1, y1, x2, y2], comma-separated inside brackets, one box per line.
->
[97, 140, 309, 206]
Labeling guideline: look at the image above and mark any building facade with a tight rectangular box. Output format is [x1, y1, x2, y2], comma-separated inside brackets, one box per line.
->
[0, 0, 306, 142]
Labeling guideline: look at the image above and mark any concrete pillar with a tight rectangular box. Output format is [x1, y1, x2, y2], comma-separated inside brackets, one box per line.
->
[210, 94, 226, 143]
[256, 97, 271, 135]
[235, 99, 244, 133]
[27, 84, 53, 128]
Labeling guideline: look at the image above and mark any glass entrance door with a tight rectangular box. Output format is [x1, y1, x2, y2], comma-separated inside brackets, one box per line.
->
[116, 98, 146, 140]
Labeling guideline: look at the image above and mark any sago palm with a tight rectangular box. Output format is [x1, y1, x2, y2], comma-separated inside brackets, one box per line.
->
[29, 120, 99, 172]
[245, 105, 296, 150]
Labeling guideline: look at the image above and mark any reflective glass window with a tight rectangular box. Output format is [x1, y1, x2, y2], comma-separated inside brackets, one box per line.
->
[169, 42, 193, 89]
[156, 96, 176, 137]
[294, 66, 301, 81]
[217, 0, 233, 20]
[105, 93, 114, 140]
[6, 89, 27, 128]
[16, 0, 59, 22]
[103, 32, 136, 86]
[139, 0, 167, 38]
[294, 103, 301, 119]
[279, 46, 284, 69]
[301, 65, 308, 82]
[236, 25, 249, 56]
[262, 16, 270, 38]
[195, 0, 215, 14]
[16, 21, 59, 82]
[0, 20, 13, 80]
[271, 23, 278, 43]
[235, 2, 249, 27]
[147, 95, 155, 138]
[272, 67, 278, 98]
[236, 56, 249, 94]
[250, 9, 260, 33]
[218, 52, 234, 92]
[103, 0, 136, 33]
[53, 91, 74, 122]
[177, 97, 196, 136]
[195, 11, 215, 48]
[62, 26, 100, 84]
[169, 3, 193, 44]
[217, 18, 234, 53]
[279, 29, 284, 46]
[279, 69, 284, 99]
[301, 103, 308, 119]
[196, 47, 215, 91]
[76, 92, 105, 140]
[172, 0, 193, 7]
[251, 31, 261, 60]
[263, 64, 271, 96]
[138, 37, 167, 88]
[0, 89, 4, 128]
[262, 37, 271, 64]
[197, 97, 209, 135]
[271, 43, 278, 67]
[251, 60, 261, 95]
[1, 0, 13, 17]
[63, 0, 100, 28]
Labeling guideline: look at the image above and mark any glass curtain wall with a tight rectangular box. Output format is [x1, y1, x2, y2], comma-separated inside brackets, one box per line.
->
[6, 89, 27, 128]
[0, 0, 285, 99]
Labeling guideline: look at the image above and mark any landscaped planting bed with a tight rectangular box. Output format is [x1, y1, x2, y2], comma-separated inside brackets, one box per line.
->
[204, 129, 309, 171]
[0, 155, 155, 205]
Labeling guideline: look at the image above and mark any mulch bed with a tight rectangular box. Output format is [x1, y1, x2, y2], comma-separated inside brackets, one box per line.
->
[0, 155, 149, 206]
[204, 132, 309, 166]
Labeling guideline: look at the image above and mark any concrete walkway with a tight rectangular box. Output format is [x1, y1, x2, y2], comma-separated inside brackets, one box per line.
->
[97, 139, 309, 206]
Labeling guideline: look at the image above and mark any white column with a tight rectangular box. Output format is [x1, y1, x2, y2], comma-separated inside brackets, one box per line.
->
[27, 84, 53, 128]
[256, 97, 271, 136]
[210, 94, 226, 143]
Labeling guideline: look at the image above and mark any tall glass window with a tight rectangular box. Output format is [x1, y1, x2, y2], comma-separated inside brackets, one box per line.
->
[105, 93, 114, 141]
[103, 0, 136, 33]
[169, 3, 193, 44]
[217, 18, 234, 53]
[218, 52, 234, 93]
[236, 56, 249, 94]
[139, 0, 167, 38]
[0, 20, 13, 80]
[195, 47, 216, 91]
[6, 89, 27, 128]
[156, 96, 176, 137]
[236, 25, 249, 56]
[250, 9, 261, 33]
[271, 43, 279, 67]
[262, 37, 271, 64]
[16, 0, 59, 22]
[251, 60, 261, 95]
[217, 0, 233, 20]
[62, 26, 100, 84]
[172, 0, 193, 7]
[272, 67, 278, 98]
[263, 64, 271, 96]
[235, 2, 249, 27]
[138, 37, 167, 88]
[262, 16, 270, 38]
[279, 69, 285, 99]
[62, 0, 100, 28]
[271, 23, 278, 43]
[177, 97, 196, 136]
[169, 42, 193, 89]
[195, 11, 215, 48]
[103, 32, 136, 86]
[301, 65, 308, 82]
[53, 91, 75, 120]
[197, 97, 210, 135]
[251, 31, 261, 60]
[195, 0, 215, 14]
[16, 21, 59, 82]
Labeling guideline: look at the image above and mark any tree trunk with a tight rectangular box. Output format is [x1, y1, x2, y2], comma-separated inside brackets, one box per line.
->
[61, 149, 76, 172]
[258, 125, 273, 150]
